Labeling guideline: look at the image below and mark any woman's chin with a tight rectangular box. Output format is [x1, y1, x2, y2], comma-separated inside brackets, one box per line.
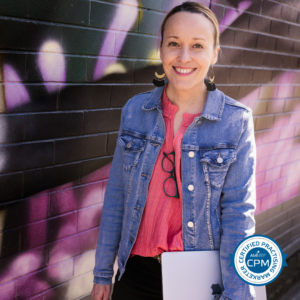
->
[168, 79, 199, 90]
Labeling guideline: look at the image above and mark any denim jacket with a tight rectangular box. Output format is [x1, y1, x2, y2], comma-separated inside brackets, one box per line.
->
[93, 80, 257, 300]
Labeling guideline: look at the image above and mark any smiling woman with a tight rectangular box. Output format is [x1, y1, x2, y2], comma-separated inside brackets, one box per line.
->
[92, 2, 257, 300]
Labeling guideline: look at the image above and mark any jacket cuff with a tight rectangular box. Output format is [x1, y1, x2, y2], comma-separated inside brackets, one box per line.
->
[93, 276, 112, 285]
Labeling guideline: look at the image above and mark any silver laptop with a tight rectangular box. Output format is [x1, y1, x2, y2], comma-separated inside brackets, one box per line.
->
[161, 251, 267, 300]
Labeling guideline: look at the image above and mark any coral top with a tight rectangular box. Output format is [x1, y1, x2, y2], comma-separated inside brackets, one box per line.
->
[130, 84, 202, 257]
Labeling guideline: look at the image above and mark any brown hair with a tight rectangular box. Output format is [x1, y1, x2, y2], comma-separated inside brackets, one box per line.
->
[159, 1, 221, 60]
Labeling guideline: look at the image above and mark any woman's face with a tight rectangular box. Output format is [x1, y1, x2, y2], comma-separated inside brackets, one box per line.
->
[160, 11, 219, 91]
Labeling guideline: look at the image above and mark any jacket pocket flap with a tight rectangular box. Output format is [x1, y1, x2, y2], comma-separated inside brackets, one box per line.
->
[117, 134, 146, 152]
[200, 148, 237, 167]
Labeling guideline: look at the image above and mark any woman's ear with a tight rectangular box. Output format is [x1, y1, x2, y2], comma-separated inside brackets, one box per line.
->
[211, 46, 220, 65]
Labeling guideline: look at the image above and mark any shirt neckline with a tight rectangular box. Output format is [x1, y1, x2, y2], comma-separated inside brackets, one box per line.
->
[161, 83, 202, 124]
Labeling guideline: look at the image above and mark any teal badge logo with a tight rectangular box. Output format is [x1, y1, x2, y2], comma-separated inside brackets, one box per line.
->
[229, 234, 288, 286]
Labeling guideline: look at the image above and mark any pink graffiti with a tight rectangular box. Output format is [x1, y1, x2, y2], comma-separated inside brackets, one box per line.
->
[3, 64, 30, 110]
[93, 0, 138, 80]
[38, 41, 66, 93]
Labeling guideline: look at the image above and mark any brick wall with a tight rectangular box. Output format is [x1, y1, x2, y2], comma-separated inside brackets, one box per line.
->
[0, 0, 300, 299]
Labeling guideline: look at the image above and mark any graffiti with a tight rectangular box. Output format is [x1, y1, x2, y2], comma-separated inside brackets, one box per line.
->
[0, 0, 300, 298]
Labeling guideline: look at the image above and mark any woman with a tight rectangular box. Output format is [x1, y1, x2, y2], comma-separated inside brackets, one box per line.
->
[92, 2, 256, 300]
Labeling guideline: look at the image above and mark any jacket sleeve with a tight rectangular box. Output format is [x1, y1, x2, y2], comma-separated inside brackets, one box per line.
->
[219, 109, 257, 300]
[93, 105, 126, 285]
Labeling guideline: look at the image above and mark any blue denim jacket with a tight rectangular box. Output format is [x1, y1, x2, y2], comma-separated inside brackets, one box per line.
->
[93, 80, 257, 300]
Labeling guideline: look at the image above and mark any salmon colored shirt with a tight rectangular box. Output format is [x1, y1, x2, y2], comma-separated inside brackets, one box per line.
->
[130, 84, 202, 257]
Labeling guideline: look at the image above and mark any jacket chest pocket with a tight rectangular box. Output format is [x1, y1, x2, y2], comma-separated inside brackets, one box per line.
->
[200, 148, 237, 189]
[117, 134, 146, 170]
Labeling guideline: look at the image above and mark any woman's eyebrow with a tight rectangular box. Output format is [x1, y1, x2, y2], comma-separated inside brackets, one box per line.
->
[167, 35, 206, 41]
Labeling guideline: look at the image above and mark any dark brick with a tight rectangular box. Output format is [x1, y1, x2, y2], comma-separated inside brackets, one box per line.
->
[59, 85, 111, 110]
[0, 19, 61, 52]
[134, 61, 161, 83]
[210, 4, 224, 24]
[65, 56, 87, 83]
[0, 195, 49, 230]
[107, 133, 118, 156]
[219, 28, 235, 46]
[252, 70, 272, 84]
[294, 41, 300, 54]
[83, 109, 121, 134]
[23, 163, 81, 197]
[289, 24, 300, 40]
[111, 85, 153, 107]
[0, 0, 27, 17]
[0, 141, 53, 173]
[282, 4, 299, 23]
[0, 173, 23, 203]
[211, 0, 238, 7]
[14, 84, 57, 113]
[214, 66, 230, 84]
[224, 8, 249, 29]
[0, 115, 24, 144]
[282, 56, 299, 69]
[139, 0, 162, 10]
[161, 0, 209, 12]
[16, 259, 73, 299]
[249, 14, 270, 33]
[270, 20, 289, 37]
[264, 53, 283, 68]
[246, 0, 262, 13]
[55, 135, 107, 164]
[86, 58, 135, 83]
[25, 112, 83, 141]
[243, 51, 265, 66]
[276, 38, 294, 53]
[81, 157, 112, 183]
[234, 31, 257, 48]
[257, 35, 277, 51]
[61, 27, 106, 56]
[117, 33, 158, 59]
[90, 1, 138, 32]
[230, 68, 253, 84]
[217, 86, 239, 100]
[0, 229, 20, 258]
[138, 10, 165, 35]
[28, 0, 89, 25]
[262, 1, 283, 19]
[218, 48, 243, 65]
[238, 85, 260, 100]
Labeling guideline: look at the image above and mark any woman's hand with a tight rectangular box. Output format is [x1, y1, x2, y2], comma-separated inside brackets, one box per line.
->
[91, 283, 112, 300]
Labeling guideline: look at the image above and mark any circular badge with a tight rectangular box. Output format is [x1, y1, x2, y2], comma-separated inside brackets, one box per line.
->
[229, 235, 288, 286]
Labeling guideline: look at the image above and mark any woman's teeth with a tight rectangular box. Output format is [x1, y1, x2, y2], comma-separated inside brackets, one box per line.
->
[174, 67, 195, 74]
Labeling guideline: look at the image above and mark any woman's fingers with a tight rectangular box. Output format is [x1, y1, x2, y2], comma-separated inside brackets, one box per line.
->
[91, 283, 111, 300]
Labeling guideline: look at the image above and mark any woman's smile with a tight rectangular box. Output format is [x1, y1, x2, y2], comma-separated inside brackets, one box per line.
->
[172, 66, 197, 76]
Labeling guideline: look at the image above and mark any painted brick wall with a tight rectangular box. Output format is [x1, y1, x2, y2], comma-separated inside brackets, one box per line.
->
[0, 0, 300, 299]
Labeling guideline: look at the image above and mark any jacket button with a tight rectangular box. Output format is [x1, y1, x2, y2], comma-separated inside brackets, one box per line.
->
[188, 151, 195, 158]
[188, 221, 194, 228]
[188, 184, 194, 191]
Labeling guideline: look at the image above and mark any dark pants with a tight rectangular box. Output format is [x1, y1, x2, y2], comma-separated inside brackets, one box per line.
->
[112, 255, 163, 300]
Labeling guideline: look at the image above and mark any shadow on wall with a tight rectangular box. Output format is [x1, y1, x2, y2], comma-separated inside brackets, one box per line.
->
[0, 0, 300, 298]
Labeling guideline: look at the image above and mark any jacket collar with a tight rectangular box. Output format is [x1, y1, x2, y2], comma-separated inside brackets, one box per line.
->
[142, 79, 225, 122]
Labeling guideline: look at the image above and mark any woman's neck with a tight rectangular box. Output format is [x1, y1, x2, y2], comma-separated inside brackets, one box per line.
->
[165, 81, 208, 114]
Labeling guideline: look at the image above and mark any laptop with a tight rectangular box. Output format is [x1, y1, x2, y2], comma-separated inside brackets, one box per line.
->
[161, 251, 267, 300]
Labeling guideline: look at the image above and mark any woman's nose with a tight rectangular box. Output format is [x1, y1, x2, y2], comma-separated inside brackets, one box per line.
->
[178, 46, 192, 63]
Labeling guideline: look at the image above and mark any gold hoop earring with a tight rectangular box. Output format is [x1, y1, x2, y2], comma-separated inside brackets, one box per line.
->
[209, 66, 215, 83]
[153, 65, 166, 87]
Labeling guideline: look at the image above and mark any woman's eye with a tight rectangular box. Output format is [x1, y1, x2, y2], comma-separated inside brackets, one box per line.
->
[168, 42, 178, 47]
[194, 44, 203, 49]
